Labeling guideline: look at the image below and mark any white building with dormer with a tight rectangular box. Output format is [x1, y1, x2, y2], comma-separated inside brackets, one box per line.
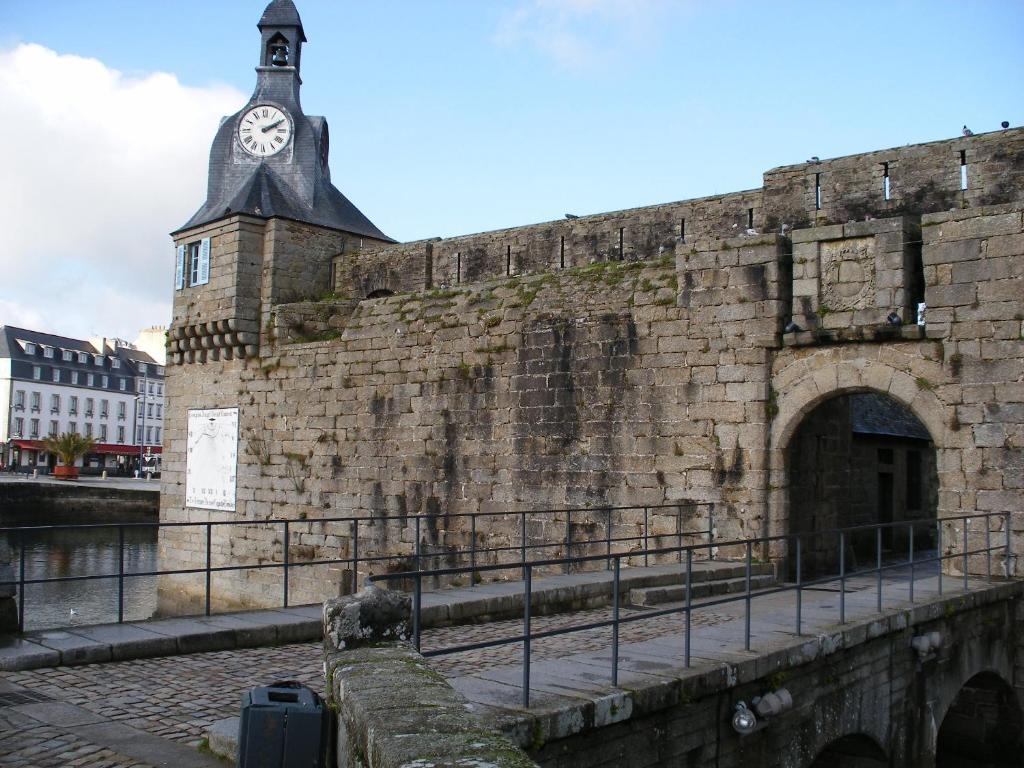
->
[0, 326, 165, 474]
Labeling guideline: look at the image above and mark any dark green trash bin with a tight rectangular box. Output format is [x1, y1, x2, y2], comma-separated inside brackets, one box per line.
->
[237, 681, 329, 768]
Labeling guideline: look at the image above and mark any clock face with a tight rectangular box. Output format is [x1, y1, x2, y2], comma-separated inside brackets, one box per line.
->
[237, 105, 292, 157]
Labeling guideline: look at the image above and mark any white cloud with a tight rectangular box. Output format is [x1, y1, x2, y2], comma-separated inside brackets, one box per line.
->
[0, 44, 244, 341]
[495, 0, 675, 71]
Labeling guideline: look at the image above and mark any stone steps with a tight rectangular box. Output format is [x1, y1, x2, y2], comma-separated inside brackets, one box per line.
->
[418, 561, 777, 627]
[627, 571, 778, 607]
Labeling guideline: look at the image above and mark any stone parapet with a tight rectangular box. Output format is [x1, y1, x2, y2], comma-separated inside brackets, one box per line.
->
[324, 588, 536, 768]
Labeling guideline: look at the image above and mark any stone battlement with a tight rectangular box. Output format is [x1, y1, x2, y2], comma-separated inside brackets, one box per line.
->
[339, 128, 1024, 303]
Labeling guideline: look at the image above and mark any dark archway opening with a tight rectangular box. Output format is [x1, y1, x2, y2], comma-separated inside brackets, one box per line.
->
[787, 392, 937, 579]
[937, 672, 1024, 767]
[365, 289, 394, 299]
[809, 734, 887, 767]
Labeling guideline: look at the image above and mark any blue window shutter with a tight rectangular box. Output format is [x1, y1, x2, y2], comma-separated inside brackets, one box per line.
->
[175, 245, 185, 290]
[198, 238, 211, 285]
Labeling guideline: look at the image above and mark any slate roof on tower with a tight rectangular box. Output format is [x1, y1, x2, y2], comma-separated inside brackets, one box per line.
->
[259, 0, 306, 40]
[177, 161, 393, 241]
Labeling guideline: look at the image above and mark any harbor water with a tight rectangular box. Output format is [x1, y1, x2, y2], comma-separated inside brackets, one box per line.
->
[4, 519, 159, 631]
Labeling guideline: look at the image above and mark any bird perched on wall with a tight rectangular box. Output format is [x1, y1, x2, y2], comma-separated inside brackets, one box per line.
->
[807, 156, 820, 163]
[886, 311, 903, 327]
[780, 223, 791, 235]
[564, 213, 578, 220]
[1002, 121, 1010, 129]
[784, 321, 801, 334]
[962, 125, 973, 136]
[745, 228, 758, 236]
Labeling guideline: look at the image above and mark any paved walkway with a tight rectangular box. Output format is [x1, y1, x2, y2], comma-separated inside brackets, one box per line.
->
[0, 476, 158, 492]
[0, 560, 1002, 766]
[0, 642, 323, 767]
[436, 565, 990, 717]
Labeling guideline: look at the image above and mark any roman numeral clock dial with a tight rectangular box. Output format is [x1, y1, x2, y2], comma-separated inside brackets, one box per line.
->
[237, 105, 292, 157]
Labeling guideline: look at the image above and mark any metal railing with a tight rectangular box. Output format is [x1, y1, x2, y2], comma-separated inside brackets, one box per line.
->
[368, 512, 1015, 708]
[0, 502, 712, 633]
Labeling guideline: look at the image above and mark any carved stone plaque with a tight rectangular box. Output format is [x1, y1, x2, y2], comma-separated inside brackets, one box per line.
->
[820, 237, 875, 311]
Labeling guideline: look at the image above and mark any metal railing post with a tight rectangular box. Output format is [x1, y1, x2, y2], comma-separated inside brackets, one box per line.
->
[520, 512, 527, 581]
[414, 515, 422, 651]
[606, 508, 612, 571]
[643, 506, 649, 567]
[470, 514, 477, 588]
[876, 526, 882, 613]
[351, 519, 360, 594]
[963, 519, 969, 592]
[17, 541, 26, 633]
[117, 525, 125, 624]
[708, 503, 715, 561]
[205, 523, 212, 616]
[677, 504, 684, 565]
[415, 516, 421, 571]
[283, 520, 290, 608]
[685, 548, 692, 667]
[909, 523, 915, 603]
[1005, 511, 1013, 579]
[795, 536, 802, 636]
[986, 517, 992, 583]
[612, 557, 620, 686]
[564, 510, 572, 574]
[839, 531, 846, 625]
[523, 565, 532, 708]
[937, 519, 943, 597]
[744, 541, 752, 651]
[414, 570, 422, 652]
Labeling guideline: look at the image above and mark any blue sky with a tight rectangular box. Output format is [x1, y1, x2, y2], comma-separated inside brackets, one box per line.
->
[0, 0, 1021, 339]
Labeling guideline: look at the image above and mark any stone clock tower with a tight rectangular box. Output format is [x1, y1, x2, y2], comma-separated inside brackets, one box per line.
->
[159, 1, 393, 611]
[167, 0, 392, 365]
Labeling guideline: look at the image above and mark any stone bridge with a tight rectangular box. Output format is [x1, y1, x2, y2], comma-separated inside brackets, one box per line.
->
[326, 565, 1024, 768]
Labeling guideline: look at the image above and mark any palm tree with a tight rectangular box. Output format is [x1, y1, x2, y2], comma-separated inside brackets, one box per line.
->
[42, 433, 96, 479]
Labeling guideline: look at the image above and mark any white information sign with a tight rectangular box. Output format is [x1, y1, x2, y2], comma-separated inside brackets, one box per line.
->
[185, 408, 239, 511]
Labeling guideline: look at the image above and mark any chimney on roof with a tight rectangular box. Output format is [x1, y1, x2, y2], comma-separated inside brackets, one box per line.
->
[88, 336, 113, 355]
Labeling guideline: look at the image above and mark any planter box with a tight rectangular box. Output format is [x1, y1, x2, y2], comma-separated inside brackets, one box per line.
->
[53, 465, 79, 480]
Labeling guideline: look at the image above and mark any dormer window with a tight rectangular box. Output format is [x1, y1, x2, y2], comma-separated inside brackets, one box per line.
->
[24, 342, 36, 355]
[43, 346, 54, 359]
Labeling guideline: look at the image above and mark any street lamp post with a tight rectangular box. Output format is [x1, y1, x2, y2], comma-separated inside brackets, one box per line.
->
[138, 371, 148, 479]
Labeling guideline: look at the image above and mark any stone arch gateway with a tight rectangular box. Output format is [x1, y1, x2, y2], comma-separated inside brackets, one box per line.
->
[767, 354, 948, 575]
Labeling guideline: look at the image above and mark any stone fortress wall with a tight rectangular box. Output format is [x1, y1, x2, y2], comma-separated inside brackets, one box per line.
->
[159, 128, 1024, 611]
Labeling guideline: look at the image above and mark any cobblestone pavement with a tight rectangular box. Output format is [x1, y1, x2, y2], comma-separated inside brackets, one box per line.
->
[0, 602, 735, 766]
[0, 642, 323, 768]
[423, 603, 735, 677]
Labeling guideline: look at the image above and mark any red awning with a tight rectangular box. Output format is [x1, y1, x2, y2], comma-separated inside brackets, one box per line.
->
[92, 443, 163, 456]
[8, 440, 161, 456]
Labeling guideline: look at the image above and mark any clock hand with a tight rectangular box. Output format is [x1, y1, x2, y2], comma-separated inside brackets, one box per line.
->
[261, 119, 285, 134]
